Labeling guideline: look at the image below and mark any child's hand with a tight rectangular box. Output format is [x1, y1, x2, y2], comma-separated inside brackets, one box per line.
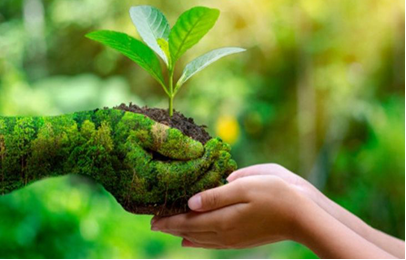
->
[228, 164, 326, 212]
[150, 164, 403, 258]
[229, 164, 405, 259]
[151, 175, 311, 249]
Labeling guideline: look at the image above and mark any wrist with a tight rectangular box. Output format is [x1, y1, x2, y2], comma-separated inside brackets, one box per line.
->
[288, 190, 338, 248]
[289, 196, 372, 258]
[287, 191, 319, 243]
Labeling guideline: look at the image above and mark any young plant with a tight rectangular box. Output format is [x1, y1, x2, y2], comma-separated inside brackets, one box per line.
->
[86, 5, 245, 117]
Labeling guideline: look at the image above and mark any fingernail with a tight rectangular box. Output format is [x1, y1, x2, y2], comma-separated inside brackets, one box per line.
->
[182, 239, 195, 248]
[188, 195, 202, 210]
[151, 225, 160, 231]
[151, 216, 160, 225]
[151, 218, 160, 231]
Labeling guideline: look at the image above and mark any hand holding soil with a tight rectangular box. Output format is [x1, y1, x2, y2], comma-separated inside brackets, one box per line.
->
[0, 4, 243, 218]
[0, 104, 236, 216]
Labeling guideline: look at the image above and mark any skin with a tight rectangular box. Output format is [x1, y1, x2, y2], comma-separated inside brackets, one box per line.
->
[151, 164, 405, 258]
[0, 109, 237, 216]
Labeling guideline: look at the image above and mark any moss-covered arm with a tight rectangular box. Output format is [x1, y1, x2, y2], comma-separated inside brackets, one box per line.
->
[0, 109, 237, 216]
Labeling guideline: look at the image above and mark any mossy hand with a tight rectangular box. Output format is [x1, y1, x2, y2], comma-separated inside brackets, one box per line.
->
[0, 109, 237, 216]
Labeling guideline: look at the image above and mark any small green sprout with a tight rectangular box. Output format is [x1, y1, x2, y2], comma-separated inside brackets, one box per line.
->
[86, 5, 245, 117]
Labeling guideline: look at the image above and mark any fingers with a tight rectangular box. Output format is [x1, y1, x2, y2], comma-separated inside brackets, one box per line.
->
[152, 157, 213, 191]
[182, 239, 222, 249]
[120, 112, 204, 160]
[156, 126, 204, 160]
[187, 150, 237, 195]
[182, 239, 198, 248]
[163, 231, 218, 246]
[152, 204, 250, 249]
[151, 139, 234, 191]
[227, 165, 265, 182]
[227, 163, 290, 182]
[152, 212, 218, 232]
[188, 179, 248, 212]
[152, 204, 245, 232]
[125, 137, 237, 208]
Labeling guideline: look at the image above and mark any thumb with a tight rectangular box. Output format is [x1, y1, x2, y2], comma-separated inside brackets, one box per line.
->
[155, 124, 204, 160]
[126, 112, 204, 160]
[188, 181, 247, 212]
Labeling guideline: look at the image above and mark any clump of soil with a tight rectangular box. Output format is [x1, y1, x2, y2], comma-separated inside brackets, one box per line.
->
[115, 103, 212, 144]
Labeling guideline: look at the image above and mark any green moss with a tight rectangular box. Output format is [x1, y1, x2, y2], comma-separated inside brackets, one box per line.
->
[0, 109, 237, 215]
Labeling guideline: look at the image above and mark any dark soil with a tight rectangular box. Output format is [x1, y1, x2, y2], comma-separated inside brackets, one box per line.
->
[115, 103, 211, 144]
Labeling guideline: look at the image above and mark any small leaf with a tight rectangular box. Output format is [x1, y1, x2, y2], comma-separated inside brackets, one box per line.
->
[86, 30, 165, 87]
[130, 5, 170, 64]
[176, 47, 246, 90]
[157, 38, 171, 68]
[169, 7, 220, 63]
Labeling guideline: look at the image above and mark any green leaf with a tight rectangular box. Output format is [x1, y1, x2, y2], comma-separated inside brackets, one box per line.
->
[86, 30, 165, 87]
[169, 7, 220, 64]
[129, 5, 170, 64]
[176, 47, 246, 90]
[157, 38, 171, 68]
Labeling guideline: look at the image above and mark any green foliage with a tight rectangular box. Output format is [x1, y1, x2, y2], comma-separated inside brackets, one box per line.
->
[176, 47, 246, 91]
[0, 119, 5, 194]
[85, 31, 166, 89]
[129, 6, 171, 65]
[87, 5, 245, 116]
[28, 123, 59, 178]
[168, 7, 220, 64]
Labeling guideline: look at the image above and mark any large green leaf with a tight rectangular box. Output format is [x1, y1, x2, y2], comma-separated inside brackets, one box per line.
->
[86, 30, 165, 86]
[169, 7, 220, 63]
[176, 47, 246, 90]
[129, 5, 170, 65]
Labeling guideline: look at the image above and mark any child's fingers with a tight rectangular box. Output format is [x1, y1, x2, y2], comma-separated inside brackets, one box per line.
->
[182, 238, 222, 249]
[181, 238, 222, 249]
[227, 165, 267, 182]
[152, 212, 216, 232]
[227, 164, 292, 182]
[188, 180, 249, 212]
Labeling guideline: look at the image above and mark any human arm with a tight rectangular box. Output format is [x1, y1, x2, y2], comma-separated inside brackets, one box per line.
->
[151, 175, 398, 258]
[0, 109, 236, 216]
[228, 164, 405, 258]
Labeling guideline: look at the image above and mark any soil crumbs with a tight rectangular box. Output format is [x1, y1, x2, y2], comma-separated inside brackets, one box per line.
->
[115, 103, 211, 144]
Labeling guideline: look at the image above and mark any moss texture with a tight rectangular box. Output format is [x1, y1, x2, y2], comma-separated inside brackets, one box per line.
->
[0, 109, 237, 216]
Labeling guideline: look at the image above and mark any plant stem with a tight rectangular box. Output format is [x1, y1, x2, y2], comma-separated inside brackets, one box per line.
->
[169, 95, 173, 117]
[168, 69, 174, 117]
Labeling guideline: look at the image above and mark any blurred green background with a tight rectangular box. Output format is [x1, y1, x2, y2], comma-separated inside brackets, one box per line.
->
[0, 0, 404, 258]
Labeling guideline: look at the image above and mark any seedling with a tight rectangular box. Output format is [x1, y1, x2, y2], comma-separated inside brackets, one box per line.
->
[86, 5, 245, 117]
